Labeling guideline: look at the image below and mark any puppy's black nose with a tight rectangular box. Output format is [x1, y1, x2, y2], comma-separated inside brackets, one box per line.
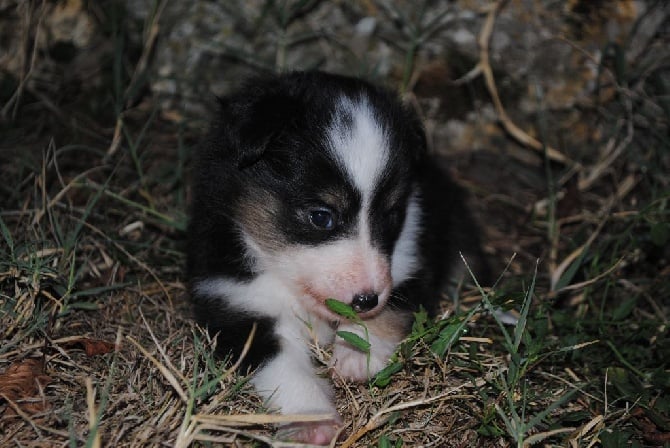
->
[351, 293, 378, 313]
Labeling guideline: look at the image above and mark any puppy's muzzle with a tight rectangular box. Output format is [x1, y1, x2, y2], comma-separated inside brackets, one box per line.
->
[351, 293, 379, 313]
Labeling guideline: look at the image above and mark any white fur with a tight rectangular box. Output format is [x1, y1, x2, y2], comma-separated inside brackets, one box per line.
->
[280, 240, 389, 316]
[252, 315, 337, 416]
[194, 274, 295, 318]
[194, 275, 338, 416]
[327, 95, 389, 198]
[326, 94, 421, 289]
[210, 231, 393, 322]
[391, 190, 422, 285]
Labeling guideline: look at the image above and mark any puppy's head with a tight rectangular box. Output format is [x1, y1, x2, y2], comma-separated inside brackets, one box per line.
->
[211, 72, 426, 321]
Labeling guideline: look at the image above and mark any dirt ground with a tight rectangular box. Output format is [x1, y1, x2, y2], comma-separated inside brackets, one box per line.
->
[1, 1, 668, 447]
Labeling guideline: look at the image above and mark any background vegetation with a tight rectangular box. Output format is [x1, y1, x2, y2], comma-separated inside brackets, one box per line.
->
[1, 0, 668, 446]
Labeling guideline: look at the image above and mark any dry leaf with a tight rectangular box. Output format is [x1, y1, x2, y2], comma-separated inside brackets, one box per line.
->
[0, 358, 52, 415]
[63, 337, 118, 356]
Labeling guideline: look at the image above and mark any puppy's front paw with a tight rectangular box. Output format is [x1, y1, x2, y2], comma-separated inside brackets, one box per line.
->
[278, 418, 343, 445]
[331, 340, 371, 382]
[331, 330, 396, 382]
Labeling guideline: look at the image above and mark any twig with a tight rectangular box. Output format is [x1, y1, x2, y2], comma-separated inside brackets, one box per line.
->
[578, 97, 634, 191]
[124, 0, 167, 108]
[31, 166, 106, 226]
[477, 1, 573, 165]
[339, 367, 506, 447]
[126, 335, 189, 403]
[138, 309, 188, 385]
[549, 174, 637, 291]
[554, 257, 624, 295]
[75, 218, 174, 305]
[85, 378, 102, 448]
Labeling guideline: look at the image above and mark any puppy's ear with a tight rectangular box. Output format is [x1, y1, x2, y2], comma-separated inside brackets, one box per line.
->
[218, 92, 303, 169]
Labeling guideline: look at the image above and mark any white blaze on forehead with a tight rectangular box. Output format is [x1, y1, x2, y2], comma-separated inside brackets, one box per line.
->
[327, 95, 390, 198]
[327, 94, 391, 275]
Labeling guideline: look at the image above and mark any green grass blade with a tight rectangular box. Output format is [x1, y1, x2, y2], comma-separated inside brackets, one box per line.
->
[336, 330, 370, 353]
[325, 298, 360, 321]
[514, 260, 538, 351]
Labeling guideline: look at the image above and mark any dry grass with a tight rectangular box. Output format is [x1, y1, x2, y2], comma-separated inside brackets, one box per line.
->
[1, 1, 668, 447]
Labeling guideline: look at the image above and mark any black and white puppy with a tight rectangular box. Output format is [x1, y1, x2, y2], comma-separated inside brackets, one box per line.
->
[188, 71, 488, 444]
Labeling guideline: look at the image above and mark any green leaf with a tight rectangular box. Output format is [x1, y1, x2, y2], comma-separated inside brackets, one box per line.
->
[378, 435, 391, 448]
[430, 320, 465, 357]
[377, 434, 403, 448]
[514, 260, 538, 351]
[525, 389, 577, 430]
[554, 249, 586, 292]
[430, 305, 479, 358]
[608, 367, 645, 400]
[325, 298, 359, 320]
[70, 282, 133, 298]
[599, 429, 631, 448]
[412, 308, 429, 332]
[336, 330, 370, 353]
[69, 301, 101, 310]
[371, 361, 403, 387]
[611, 297, 637, 321]
[476, 423, 505, 437]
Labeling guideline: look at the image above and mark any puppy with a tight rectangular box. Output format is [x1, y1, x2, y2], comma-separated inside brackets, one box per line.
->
[187, 71, 488, 445]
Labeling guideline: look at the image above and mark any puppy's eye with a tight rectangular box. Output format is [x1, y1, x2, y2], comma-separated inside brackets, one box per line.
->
[308, 208, 336, 230]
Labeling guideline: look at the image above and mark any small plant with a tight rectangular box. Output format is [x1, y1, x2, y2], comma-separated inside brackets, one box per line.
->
[377, 433, 403, 448]
[371, 305, 480, 388]
[475, 262, 580, 447]
[325, 298, 372, 372]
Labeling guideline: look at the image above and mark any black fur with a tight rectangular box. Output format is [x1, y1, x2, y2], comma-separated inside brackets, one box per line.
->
[187, 70, 488, 371]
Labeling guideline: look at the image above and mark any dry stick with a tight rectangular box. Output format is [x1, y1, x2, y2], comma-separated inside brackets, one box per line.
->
[618, 279, 667, 321]
[193, 413, 336, 427]
[540, 369, 602, 404]
[85, 378, 102, 448]
[567, 414, 605, 448]
[138, 309, 188, 385]
[76, 218, 173, 304]
[526, 427, 578, 446]
[195, 322, 259, 417]
[106, 117, 125, 160]
[555, 257, 624, 295]
[339, 367, 506, 447]
[578, 96, 634, 191]
[549, 174, 637, 292]
[225, 321, 258, 375]
[126, 335, 189, 403]
[179, 413, 334, 448]
[31, 166, 107, 226]
[175, 324, 259, 446]
[190, 426, 317, 448]
[0, 395, 44, 438]
[1, 335, 112, 361]
[477, 1, 573, 166]
[1, 392, 80, 439]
